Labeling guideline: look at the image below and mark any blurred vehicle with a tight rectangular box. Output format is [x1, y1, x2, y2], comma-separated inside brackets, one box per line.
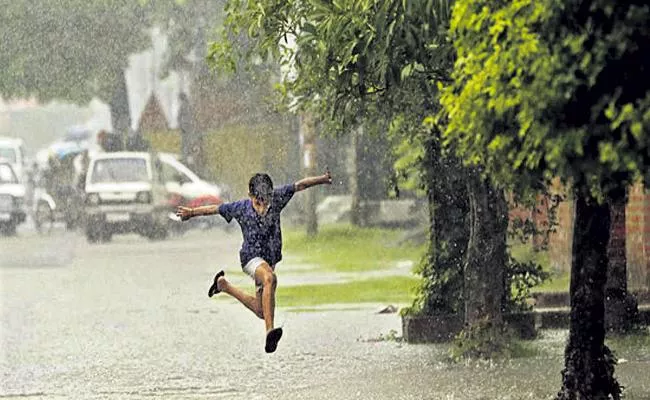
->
[158, 152, 229, 231]
[0, 162, 27, 236]
[31, 150, 86, 234]
[83, 152, 171, 243]
[158, 152, 225, 203]
[0, 137, 26, 182]
[56, 125, 105, 155]
[62, 125, 94, 146]
[34, 126, 102, 172]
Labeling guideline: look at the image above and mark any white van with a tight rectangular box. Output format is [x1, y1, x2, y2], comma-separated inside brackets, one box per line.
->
[0, 137, 26, 182]
[84, 152, 170, 242]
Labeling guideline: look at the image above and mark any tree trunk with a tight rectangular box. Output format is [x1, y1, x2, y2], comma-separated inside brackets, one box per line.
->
[349, 124, 363, 226]
[411, 134, 468, 316]
[557, 193, 621, 400]
[605, 189, 639, 332]
[464, 169, 507, 326]
[109, 68, 131, 142]
[300, 113, 318, 236]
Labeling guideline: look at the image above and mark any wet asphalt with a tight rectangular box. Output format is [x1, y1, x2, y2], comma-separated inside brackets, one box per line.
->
[1, 227, 649, 399]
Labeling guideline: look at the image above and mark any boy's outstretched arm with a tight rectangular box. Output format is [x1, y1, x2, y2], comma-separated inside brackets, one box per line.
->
[176, 204, 220, 221]
[294, 169, 332, 192]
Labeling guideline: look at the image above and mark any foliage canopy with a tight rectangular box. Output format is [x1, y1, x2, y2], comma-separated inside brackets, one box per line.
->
[440, 0, 650, 198]
[0, 0, 152, 104]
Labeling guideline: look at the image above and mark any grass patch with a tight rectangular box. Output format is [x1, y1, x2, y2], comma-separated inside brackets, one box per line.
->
[606, 329, 650, 356]
[277, 276, 420, 307]
[509, 242, 550, 270]
[283, 223, 426, 273]
[284, 306, 370, 313]
[532, 272, 570, 292]
[504, 340, 542, 359]
[509, 242, 570, 293]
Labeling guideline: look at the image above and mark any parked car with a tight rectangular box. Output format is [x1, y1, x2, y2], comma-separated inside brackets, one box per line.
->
[157, 152, 229, 231]
[83, 152, 171, 243]
[158, 152, 226, 203]
[0, 137, 26, 182]
[0, 162, 27, 236]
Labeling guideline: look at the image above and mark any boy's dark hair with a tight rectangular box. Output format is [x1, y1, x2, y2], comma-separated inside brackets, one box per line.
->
[249, 173, 274, 201]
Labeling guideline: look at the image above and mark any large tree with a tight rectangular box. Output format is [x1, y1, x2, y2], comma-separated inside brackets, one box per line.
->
[0, 0, 152, 135]
[441, 0, 650, 397]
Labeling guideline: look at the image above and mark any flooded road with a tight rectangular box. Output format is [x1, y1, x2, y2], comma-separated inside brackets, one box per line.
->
[1, 228, 649, 399]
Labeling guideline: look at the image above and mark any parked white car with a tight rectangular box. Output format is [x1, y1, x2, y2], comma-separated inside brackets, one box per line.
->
[84, 152, 171, 243]
[0, 162, 26, 235]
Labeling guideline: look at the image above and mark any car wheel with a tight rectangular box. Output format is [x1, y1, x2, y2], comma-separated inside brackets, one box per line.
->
[146, 223, 168, 241]
[0, 222, 17, 236]
[65, 217, 76, 231]
[99, 229, 113, 243]
[85, 224, 101, 243]
[35, 201, 54, 235]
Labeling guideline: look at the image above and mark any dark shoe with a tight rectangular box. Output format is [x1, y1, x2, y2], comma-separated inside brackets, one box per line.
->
[265, 327, 283, 353]
[208, 270, 225, 298]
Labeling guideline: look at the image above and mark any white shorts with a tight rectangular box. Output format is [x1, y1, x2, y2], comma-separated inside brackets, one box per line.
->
[242, 257, 276, 292]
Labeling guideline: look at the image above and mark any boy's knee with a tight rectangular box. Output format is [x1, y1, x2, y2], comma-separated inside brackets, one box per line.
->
[255, 262, 277, 289]
[262, 272, 277, 288]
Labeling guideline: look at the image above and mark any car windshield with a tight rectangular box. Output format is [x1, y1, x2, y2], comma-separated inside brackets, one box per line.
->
[0, 148, 17, 164]
[0, 164, 18, 184]
[90, 158, 149, 183]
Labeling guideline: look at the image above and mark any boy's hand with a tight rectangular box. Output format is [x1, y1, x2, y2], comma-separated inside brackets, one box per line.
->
[322, 169, 332, 184]
[295, 169, 333, 192]
[176, 206, 193, 221]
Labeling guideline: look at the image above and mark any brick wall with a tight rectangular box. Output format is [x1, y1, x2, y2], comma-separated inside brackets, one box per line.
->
[541, 182, 650, 290]
[508, 194, 551, 250]
[547, 194, 574, 274]
[507, 179, 572, 274]
[626, 183, 650, 289]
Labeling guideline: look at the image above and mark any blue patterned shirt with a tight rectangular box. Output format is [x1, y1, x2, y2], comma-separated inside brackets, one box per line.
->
[218, 184, 295, 267]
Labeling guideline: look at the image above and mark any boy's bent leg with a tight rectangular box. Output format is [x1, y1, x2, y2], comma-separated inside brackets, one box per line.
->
[255, 264, 283, 353]
[254, 263, 277, 333]
[217, 276, 264, 319]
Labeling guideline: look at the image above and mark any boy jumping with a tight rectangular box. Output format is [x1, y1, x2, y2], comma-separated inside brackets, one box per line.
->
[175, 171, 332, 353]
